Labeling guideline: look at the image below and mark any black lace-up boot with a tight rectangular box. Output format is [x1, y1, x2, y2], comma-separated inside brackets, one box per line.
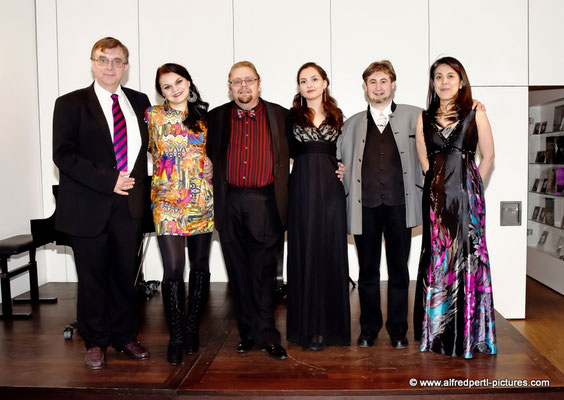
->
[185, 271, 210, 354]
[162, 281, 185, 365]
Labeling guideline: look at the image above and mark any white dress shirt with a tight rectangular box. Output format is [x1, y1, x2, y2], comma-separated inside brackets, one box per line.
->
[369, 102, 393, 132]
[94, 81, 141, 172]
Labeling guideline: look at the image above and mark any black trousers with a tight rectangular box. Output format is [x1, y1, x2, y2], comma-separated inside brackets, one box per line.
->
[354, 204, 411, 340]
[67, 195, 143, 350]
[218, 185, 282, 347]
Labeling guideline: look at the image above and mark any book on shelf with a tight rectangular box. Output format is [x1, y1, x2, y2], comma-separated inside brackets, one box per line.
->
[556, 236, 564, 258]
[539, 208, 546, 223]
[555, 137, 564, 163]
[556, 167, 564, 194]
[531, 206, 540, 220]
[540, 121, 548, 134]
[554, 105, 564, 132]
[540, 178, 548, 193]
[547, 168, 557, 193]
[535, 151, 546, 163]
[533, 122, 541, 135]
[546, 136, 557, 164]
[544, 198, 555, 225]
[531, 178, 540, 192]
[537, 230, 549, 247]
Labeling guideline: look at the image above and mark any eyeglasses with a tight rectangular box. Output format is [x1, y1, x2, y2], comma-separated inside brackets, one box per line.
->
[92, 56, 127, 68]
[229, 77, 259, 87]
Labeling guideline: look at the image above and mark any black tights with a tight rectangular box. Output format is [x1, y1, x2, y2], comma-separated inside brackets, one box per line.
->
[157, 233, 212, 283]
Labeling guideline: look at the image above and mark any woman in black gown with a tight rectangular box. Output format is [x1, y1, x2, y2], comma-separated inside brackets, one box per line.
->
[414, 57, 496, 358]
[286, 62, 350, 350]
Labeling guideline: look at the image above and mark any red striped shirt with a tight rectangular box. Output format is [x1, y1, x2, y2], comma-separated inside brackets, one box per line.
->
[227, 100, 274, 187]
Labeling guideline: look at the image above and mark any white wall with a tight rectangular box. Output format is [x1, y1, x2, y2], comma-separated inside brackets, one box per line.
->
[4, 0, 564, 319]
[0, 0, 45, 302]
[529, 0, 564, 84]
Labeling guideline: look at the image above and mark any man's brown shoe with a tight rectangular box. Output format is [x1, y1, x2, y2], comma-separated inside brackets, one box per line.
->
[121, 340, 150, 360]
[84, 347, 105, 370]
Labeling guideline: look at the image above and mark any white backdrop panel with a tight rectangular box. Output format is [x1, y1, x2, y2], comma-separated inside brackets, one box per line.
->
[429, 0, 528, 86]
[56, 0, 141, 95]
[233, 0, 332, 109]
[0, 0, 42, 237]
[36, 0, 74, 283]
[331, 0, 428, 282]
[138, 0, 233, 108]
[0, 0, 44, 301]
[331, 0, 429, 118]
[529, 0, 564, 85]
[472, 86, 528, 319]
[138, 0, 234, 282]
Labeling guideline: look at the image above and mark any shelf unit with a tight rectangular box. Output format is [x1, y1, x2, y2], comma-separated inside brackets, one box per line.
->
[527, 90, 564, 294]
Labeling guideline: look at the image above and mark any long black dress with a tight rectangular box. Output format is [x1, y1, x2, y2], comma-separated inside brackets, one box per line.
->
[415, 109, 497, 358]
[286, 122, 351, 349]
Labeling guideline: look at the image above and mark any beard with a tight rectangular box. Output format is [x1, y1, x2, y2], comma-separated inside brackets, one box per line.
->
[236, 93, 254, 104]
[370, 93, 392, 105]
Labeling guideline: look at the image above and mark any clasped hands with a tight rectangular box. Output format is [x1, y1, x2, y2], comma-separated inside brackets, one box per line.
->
[114, 171, 134, 195]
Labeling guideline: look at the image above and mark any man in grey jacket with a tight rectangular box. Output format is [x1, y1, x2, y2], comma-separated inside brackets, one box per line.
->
[337, 60, 423, 350]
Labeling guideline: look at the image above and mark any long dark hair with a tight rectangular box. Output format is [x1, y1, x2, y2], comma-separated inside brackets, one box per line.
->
[155, 63, 208, 130]
[291, 62, 343, 130]
[426, 56, 473, 123]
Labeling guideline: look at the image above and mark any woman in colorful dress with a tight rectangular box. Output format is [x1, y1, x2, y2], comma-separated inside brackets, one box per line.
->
[414, 56, 496, 358]
[146, 63, 214, 364]
[286, 62, 350, 351]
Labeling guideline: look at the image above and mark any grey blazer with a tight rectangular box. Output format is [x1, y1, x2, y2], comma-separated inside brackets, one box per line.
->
[336, 103, 424, 234]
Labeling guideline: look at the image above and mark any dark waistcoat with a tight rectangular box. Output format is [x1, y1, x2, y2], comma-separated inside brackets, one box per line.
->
[361, 112, 405, 207]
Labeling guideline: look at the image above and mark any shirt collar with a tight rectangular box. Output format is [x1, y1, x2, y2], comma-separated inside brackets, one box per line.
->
[369, 101, 392, 119]
[94, 81, 124, 100]
[232, 98, 263, 119]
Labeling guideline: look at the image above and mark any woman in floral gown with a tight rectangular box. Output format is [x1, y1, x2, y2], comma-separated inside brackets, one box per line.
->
[414, 57, 496, 358]
[146, 63, 213, 364]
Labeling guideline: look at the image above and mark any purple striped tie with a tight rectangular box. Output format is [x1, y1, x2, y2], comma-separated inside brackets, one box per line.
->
[111, 94, 127, 171]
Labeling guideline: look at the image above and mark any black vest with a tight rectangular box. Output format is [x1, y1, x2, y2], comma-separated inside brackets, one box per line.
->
[361, 110, 405, 207]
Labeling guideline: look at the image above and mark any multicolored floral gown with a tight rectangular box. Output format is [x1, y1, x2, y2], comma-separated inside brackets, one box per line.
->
[145, 104, 214, 236]
[417, 109, 496, 358]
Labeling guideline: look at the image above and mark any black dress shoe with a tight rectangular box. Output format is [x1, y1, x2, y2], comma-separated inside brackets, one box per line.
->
[84, 346, 105, 370]
[121, 340, 151, 360]
[263, 344, 288, 360]
[357, 334, 377, 347]
[237, 338, 255, 353]
[391, 337, 408, 349]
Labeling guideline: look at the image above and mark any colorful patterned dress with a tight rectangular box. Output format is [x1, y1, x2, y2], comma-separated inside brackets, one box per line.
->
[145, 103, 214, 236]
[417, 109, 496, 358]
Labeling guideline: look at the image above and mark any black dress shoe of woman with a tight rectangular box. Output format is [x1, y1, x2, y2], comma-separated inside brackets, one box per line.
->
[263, 344, 288, 360]
[309, 343, 326, 351]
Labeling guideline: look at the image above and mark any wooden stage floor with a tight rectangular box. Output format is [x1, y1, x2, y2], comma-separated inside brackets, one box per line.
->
[0, 282, 562, 399]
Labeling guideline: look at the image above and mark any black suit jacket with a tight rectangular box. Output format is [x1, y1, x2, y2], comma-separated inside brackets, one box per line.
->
[207, 100, 290, 231]
[53, 83, 150, 237]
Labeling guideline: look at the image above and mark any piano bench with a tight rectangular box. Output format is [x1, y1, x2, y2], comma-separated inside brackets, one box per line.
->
[0, 234, 57, 319]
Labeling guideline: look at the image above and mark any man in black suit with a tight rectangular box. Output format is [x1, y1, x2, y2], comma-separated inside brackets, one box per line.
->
[207, 61, 290, 360]
[53, 37, 150, 369]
